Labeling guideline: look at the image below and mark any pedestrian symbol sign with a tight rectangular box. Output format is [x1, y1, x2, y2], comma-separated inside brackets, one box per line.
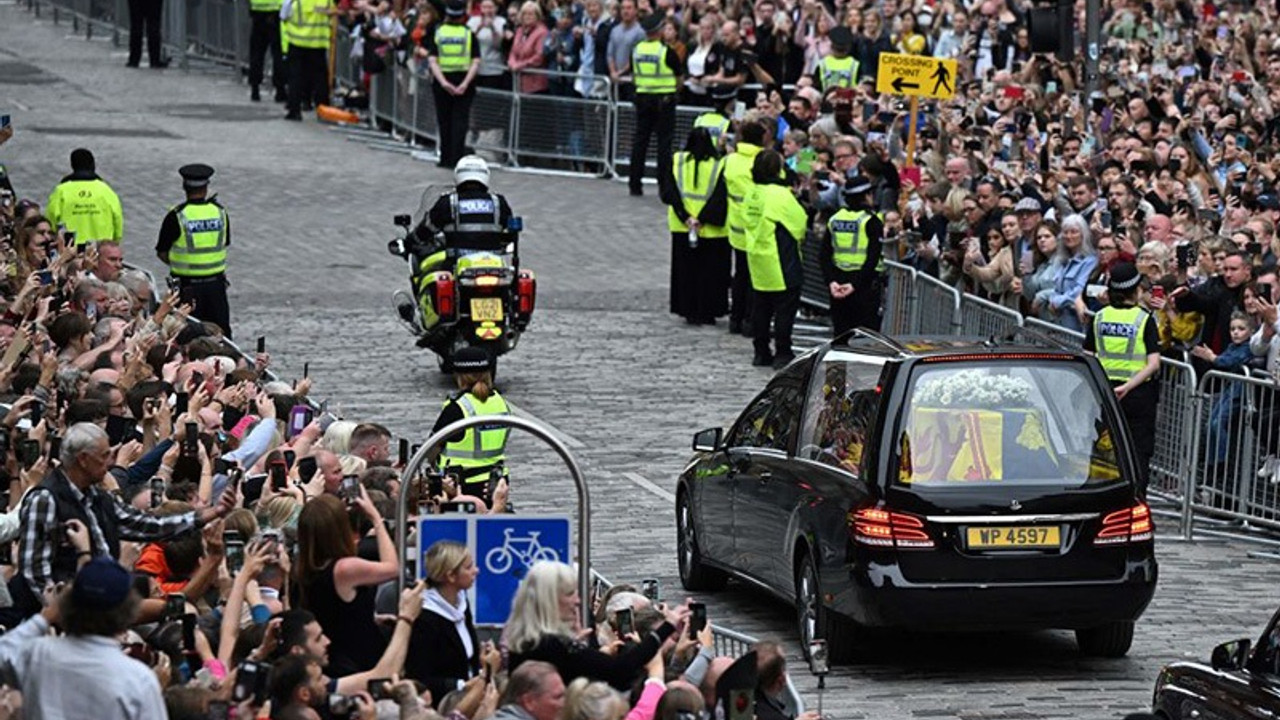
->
[417, 514, 572, 626]
[875, 53, 956, 100]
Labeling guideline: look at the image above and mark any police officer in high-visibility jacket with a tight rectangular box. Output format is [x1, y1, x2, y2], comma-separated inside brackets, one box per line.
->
[662, 128, 729, 325]
[742, 150, 807, 369]
[248, 0, 286, 103]
[427, 0, 481, 169]
[628, 12, 684, 198]
[45, 149, 123, 246]
[430, 346, 510, 506]
[813, 27, 858, 95]
[155, 165, 233, 338]
[283, 0, 333, 120]
[822, 175, 884, 337]
[1083, 262, 1161, 497]
[723, 120, 770, 336]
[692, 91, 734, 151]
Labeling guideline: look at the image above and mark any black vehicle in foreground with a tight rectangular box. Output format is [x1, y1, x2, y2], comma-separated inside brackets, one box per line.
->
[1152, 606, 1280, 718]
[676, 331, 1158, 662]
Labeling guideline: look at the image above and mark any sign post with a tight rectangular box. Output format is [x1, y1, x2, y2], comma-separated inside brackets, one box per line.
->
[874, 52, 957, 168]
[396, 415, 592, 628]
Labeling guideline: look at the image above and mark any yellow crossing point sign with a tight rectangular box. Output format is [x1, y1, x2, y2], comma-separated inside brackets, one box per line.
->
[875, 53, 957, 100]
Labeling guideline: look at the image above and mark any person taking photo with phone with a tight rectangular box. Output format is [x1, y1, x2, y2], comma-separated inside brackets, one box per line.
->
[292, 490, 398, 678]
[2, 423, 234, 626]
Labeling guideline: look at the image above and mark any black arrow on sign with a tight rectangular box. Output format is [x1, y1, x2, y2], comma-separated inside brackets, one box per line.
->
[892, 76, 920, 92]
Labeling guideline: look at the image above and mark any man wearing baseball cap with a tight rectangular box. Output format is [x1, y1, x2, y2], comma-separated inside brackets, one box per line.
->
[0, 557, 166, 718]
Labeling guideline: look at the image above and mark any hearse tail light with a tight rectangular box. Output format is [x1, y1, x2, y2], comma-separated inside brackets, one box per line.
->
[1094, 503, 1153, 545]
[850, 508, 935, 549]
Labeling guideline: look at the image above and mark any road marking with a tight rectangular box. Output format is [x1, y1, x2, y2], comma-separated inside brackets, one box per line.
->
[7, 97, 29, 112]
[624, 471, 676, 503]
[506, 400, 585, 448]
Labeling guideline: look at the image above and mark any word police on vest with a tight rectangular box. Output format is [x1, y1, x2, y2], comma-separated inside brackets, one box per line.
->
[184, 217, 225, 233]
[179, 163, 215, 190]
[459, 198, 496, 214]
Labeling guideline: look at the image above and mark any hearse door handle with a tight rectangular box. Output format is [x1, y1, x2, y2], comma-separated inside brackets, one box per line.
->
[758, 471, 773, 483]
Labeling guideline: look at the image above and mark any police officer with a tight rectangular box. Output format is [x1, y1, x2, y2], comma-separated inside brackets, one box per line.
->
[45, 149, 124, 246]
[628, 12, 683, 197]
[723, 120, 770, 336]
[430, 346, 510, 506]
[814, 27, 857, 94]
[395, 156, 515, 335]
[692, 91, 733, 152]
[822, 175, 884, 337]
[247, 0, 287, 103]
[663, 127, 729, 325]
[1083, 262, 1161, 497]
[743, 150, 807, 369]
[283, 0, 333, 120]
[155, 164, 234, 338]
[427, 0, 481, 169]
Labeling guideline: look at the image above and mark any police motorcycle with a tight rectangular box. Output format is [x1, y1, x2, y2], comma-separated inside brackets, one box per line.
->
[388, 179, 536, 374]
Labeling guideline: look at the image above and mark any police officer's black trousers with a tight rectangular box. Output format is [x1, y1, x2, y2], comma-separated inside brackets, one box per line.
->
[249, 10, 285, 92]
[1116, 380, 1159, 498]
[433, 81, 475, 169]
[127, 0, 164, 66]
[830, 278, 883, 338]
[730, 249, 753, 328]
[179, 274, 233, 339]
[752, 286, 800, 359]
[287, 46, 328, 114]
[629, 94, 676, 195]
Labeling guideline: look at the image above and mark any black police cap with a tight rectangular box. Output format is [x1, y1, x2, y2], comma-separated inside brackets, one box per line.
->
[640, 12, 665, 34]
[452, 346, 493, 373]
[179, 163, 215, 189]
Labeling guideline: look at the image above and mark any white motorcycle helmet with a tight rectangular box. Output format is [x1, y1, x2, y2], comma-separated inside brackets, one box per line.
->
[454, 155, 490, 188]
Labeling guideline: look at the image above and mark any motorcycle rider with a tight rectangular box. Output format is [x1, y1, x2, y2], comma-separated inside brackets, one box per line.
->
[428, 346, 510, 506]
[395, 155, 516, 336]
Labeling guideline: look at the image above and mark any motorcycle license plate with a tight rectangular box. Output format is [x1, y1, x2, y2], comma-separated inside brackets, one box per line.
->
[965, 526, 1060, 549]
[470, 297, 504, 322]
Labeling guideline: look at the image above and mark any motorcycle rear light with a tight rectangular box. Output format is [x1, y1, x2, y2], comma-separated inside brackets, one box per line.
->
[435, 274, 457, 321]
[1094, 502, 1152, 545]
[517, 272, 537, 315]
[850, 507, 934, 549]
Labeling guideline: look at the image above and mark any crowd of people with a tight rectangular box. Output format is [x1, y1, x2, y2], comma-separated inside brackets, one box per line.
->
[0, 146, 822, 719]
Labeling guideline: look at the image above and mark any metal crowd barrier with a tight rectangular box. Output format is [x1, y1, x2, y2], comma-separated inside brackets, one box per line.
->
[912, 272, 962, 335]
[1189, 370, 1280, 534]
[1023, 315, 1085, 347]
[365, 62, 614, 174]
[1148, 358, 1199, 519]
[880, 262, 916, 336]
[958, 293, 1022, 337]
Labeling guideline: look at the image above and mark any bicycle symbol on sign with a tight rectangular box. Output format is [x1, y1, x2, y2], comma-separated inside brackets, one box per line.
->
[484, 528, 560, 575]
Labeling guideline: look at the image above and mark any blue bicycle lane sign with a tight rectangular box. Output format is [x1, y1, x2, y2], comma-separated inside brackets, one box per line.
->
[417, 515, 571, 626]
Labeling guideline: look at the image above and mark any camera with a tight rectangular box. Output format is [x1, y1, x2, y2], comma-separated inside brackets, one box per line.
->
[232, 660, 272, 704]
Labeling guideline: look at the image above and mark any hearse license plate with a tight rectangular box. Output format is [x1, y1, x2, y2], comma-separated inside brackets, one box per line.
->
[470, 298, 503, 321]
[966, 526, 1060, 549]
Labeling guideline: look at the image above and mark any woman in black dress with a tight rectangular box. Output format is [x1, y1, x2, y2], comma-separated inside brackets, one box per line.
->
[292, 490, 400, 677]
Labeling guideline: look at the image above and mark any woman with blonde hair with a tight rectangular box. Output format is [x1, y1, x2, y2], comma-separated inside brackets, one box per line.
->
[406, 540, 498, 702]
[292, 492, 399, 676]
[506, 561, 685, 690]
[564, 679, 629, 720]
[430, 347, 509, 506]
[508, 0, 549, 95]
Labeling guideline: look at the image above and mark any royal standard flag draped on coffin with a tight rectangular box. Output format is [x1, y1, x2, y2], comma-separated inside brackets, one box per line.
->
[900, 407, 1063, 483]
